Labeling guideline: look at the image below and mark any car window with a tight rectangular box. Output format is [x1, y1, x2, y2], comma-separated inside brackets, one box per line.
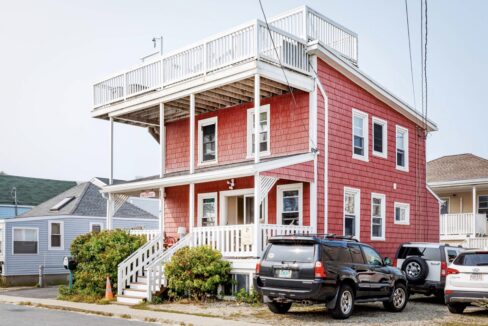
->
[362, 245, 383, 266]
[348, 244, 365, 264]
[397, 246, 440, 261]
[265, 244, 315, 263]
[322, 245, 352, 263]
[454, 252, 488, 266]
[446, 249, 460, 263]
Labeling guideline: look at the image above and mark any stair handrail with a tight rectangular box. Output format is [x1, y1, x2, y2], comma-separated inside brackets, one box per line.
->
[145, 232, 193, 301]
[117, 232, 164, 296]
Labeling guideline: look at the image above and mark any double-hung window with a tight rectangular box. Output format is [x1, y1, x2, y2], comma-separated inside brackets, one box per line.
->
[247, 105, 270, 157]
[396, 126, 409, 171]
[394, 202, 410, 225]
[13, 227, 38, 255]
[372, 117, 387, 158]
[198, 193, 217, 227]
[277, 183, 302, 226]
[479, 195, 488, 218]
[48, 221, 64, 250]
[371, 193, 386, 241]
[352, 109, 368, 161]
[198, 117, 217, 165]
[344, 187, 360, 239]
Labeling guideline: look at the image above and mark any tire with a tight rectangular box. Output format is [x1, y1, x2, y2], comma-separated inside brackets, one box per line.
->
[447, 303, 467, 314]
[267, 301, 292, 314]
[401, 257, 429, 284]
[383, 283, 409, 312]
[330, 284, 355, 319]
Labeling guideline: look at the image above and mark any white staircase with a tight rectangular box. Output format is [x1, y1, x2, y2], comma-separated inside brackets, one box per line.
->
[117, 275, 149, 305]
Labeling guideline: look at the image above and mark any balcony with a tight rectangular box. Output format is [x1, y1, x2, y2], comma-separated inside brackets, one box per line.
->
[440, 213, 487, 240]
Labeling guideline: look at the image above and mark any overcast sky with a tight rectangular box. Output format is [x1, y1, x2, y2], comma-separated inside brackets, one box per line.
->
[1, 0, 487, 182]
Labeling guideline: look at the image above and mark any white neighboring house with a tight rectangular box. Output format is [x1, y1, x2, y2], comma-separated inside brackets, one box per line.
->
[428, 154, 488, 248]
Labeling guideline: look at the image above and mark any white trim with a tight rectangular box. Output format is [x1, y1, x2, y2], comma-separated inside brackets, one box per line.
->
[12, 227, 39, 255]
[276, 183, 303, 226]
[197, 192, 218, 227]
[395, 125, 409, 172]
[0, 204, 33, 209]
[426, 185, 444, 203]
[189, 94, 195, 174]
[370, 193, 386, 241]
[219, 188, 254, 226]
[247, 105, 271, 159]
[48, 220, 64, 251]
[428, 178, 488, 188]
[3, 215, 157, 224]
[478, 194, 488, 214]
[352, 109, 369, 162]
[89, 222, 104, 232]
[394, 202, 410, 225]
[198, 116, 218, 166]
[343, 187, 361, 240]
[372, 117, 387, 159]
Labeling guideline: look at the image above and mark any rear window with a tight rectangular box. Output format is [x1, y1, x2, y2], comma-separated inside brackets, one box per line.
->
[322, 245, 352, 263]
[455, 252, 488, 266]
[397, 246, 440, 261]
[265, 244, 315, 263]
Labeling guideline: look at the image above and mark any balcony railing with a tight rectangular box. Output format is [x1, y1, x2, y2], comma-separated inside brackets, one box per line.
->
[93, 20, 310, 108]
[440, 213, 487, 239]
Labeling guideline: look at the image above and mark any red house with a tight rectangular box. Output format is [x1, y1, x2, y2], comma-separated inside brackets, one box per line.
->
[92, 6, 440, 303]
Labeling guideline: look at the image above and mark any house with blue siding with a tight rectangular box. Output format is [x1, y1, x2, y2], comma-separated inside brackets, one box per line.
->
[0, 178, 158, 285]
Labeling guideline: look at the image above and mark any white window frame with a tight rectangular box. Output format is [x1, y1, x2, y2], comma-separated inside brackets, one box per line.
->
[197, 192, 218, 227]
[343, 187, 361, 240]
[395, 125, 409, 172]
[89, 222, 103, 233]
[247, 104, 271, 158]
[198, 116, 218, 166]
[352, 109, 369, 162]
[12, 227, 39, 255]
[478, 195, 488, 215]
[372, 117, 387, 159]
[277, 183, 303, 226]
[394, 202, 410, 225]
[370, 193, 386, 241]
[48, 220, 64, 250]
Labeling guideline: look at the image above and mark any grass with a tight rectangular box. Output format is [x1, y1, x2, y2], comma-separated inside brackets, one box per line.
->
[132, 303, 219, 319]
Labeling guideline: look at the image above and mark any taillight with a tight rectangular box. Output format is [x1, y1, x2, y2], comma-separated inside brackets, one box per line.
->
[392, 258, 397, 268]
[441, 262, 447, 277]
[447, 267, 459, 275]
[314, 261, 327, 278]
[255, 262, 261, 274]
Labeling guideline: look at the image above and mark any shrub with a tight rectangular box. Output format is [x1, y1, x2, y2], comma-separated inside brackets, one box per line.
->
[164, 246, 232, 301]
[61, 229, 145, 300]
[234, 288, 262, 305]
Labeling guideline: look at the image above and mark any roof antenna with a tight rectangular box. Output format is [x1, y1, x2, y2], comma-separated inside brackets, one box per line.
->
[152, 36, 164, 55]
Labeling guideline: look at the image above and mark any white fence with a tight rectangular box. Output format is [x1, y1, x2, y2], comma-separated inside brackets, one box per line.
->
[260, 224, 313, 252]
[129, 229, 160, 242]
[440, 213, 487, 239]
[465, 237, 488, 249]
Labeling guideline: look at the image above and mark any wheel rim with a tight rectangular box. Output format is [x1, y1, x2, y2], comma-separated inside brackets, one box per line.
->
[340, 290, 353, 314]
[393, 287, 406, 308]
[406, 262, 421, 278]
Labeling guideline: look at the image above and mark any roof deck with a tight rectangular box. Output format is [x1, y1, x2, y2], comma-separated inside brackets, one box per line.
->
[92, 6, 358, 124]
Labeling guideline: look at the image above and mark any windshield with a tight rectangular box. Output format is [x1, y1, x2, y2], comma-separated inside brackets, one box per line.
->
[456, 253, 488, 266]
[265, 244, 315, 263]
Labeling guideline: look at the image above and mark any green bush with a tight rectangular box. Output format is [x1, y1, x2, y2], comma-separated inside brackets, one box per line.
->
[164, 246, 232, 301]
[234, 288, 262, 305]
[62, 229, 145, 300]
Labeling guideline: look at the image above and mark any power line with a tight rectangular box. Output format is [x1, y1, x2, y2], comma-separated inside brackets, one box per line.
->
[404, 0, 417, 109]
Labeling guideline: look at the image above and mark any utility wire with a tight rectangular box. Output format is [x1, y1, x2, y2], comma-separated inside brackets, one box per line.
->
[404, 0, 417, 109]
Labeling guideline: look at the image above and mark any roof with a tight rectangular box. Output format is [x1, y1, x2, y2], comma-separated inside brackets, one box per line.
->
[18, 181, 156, 219]
[0, 174, 77, 206]
[427, 154, 488, 184]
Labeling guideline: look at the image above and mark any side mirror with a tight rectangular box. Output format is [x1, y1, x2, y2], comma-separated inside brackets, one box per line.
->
[383, 257, 392, 266]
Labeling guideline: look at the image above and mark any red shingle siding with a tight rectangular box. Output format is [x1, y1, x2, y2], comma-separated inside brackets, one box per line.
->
[262, 161, 315, 182]
[164, 185, 189, 238]
[318, 60, 439, 257]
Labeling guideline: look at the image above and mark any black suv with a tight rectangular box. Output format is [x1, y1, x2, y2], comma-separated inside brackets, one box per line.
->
[254, 235, 409, 319]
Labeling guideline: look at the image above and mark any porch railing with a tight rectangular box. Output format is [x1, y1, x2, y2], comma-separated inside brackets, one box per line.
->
[193, 224, 255, 258]
[129, 229, 160, 242]
[465, 237, 488, 249]
[260, 224, 313, 253]
[440, 213, 487, 239]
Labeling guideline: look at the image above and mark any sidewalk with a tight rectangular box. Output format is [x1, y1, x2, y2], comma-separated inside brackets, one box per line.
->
[0, 294, 262, 326]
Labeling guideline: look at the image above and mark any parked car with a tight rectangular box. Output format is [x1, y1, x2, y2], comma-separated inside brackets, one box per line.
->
[254, 235, 409, 319]
[394, 242, 463, 298]
[445, 250, 488, 313]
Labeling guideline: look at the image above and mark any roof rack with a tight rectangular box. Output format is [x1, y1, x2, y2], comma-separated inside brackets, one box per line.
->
[273, 233, 359, 242]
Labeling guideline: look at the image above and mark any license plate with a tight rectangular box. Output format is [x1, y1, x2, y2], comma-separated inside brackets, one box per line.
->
[470, 273, 483, 281]
[277, 269, 292, 278]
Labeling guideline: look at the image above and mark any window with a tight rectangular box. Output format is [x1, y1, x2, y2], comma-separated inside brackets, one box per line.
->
[277, 183, 303, 225]
[265, 244, 314, 263]
[478, 195, 488, 217]
[344, 187, 360, 239]
[441, 198, 449, 215]
[50, 196, 75, 211]
[13, 228, 38, 255]
[247, 105, 270, 157]
[454, 252, 488, 266]
[348, 244, 365, 264]
[394, 202, 410, 225]
[90, 222, 103, 233]
[396, 126, 409, 171]
[48, 221, 64, 250]
[371, 193, 386, 241]
[352, 109, 368, 161]
[322, 245, 353, 263]
[197, 193, 217, 227]
[372, 117, 387, 158]
[362, 245, 383, 266]
[198, 117, 217, 164]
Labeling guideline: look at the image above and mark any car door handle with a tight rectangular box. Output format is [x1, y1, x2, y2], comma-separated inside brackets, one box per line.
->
[430, 262, 440, 266]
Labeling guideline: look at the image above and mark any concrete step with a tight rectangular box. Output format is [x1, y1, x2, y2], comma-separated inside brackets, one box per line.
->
[123, 288, 147, 299]
[116, 295, 144, 305]
[129, 282, 148, 291]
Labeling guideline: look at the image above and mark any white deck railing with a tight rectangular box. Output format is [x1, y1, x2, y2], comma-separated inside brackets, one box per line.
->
[260, 224, 313, 252]
[440, 213, 487, 239]
[193, 224, 255, 258]
[129, 229, 160, 242]
[93, 20, 310, 108]
[465, 237, 488, 249]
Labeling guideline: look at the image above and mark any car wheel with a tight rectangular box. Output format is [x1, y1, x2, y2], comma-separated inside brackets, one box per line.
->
[447, 303, 467, 314]
[330, 284, 355, 319]
[401, 257, 429, 284]
[267, 301, 292, 314]
[384, 283, 409, 312]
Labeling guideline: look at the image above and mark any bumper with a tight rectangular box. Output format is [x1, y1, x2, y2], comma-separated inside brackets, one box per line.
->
[445, 290, 488, 304]
[409, 280, 445, 294]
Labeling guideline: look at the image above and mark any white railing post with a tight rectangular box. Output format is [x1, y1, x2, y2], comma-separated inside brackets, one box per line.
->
[472, 186, 477, 236]
[255, 20, 260, 59]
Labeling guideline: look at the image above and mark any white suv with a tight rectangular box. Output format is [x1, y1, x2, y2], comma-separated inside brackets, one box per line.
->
[445, 250, 488, 313]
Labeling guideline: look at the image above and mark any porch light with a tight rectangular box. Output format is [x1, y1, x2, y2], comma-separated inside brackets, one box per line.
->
[227, 179, 235, 190]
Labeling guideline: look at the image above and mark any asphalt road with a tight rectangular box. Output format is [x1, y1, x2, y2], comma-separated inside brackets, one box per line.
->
[0, 303, 152, 326]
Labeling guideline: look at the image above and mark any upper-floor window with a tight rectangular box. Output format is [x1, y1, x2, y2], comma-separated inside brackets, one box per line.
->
[394, 202, 410, 225]
[277, 183, 302, 225]
[13, 227, 38, 255]
[352, 109, 368, 161]
[48, 221, 64, 250]
[372, 117, 387, 158]
[344, 187, 360, 239]
[247, 105, 270, 158]
[396, 126, 409, 171]
[198, 117, 217, 165]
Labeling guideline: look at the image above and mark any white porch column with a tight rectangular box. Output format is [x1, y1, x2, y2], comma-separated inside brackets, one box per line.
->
[159, 187, 165, 237]
[189, 94, 195, 174]
[109, 117, 114, 185]
[472, 186, 477, 236]
[106, 193, 114, 230]
[159, 103, 165, 178]
[189, 183, 195, 233]
[253, 173, 261, 257]
[254, 74, 260, 164]
[310, 156, 318, 233]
